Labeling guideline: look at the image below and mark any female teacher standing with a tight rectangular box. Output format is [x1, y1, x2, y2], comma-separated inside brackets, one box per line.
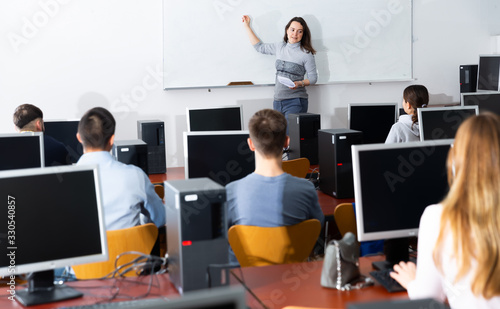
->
[242, 15, 318, 119]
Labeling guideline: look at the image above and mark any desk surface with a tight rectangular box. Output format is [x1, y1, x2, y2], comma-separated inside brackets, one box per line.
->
[232, 255, 408, 309]
[0, 274, 180, 309]
[0, 257, 407, 309]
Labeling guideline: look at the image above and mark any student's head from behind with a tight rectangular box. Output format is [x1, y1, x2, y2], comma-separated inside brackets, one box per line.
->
[402, 84, 429, 125]
[436, 112, 500, 299]
[447, 112, 500, 196]
[248, 109, 288, 158]
[283, 17, 316, 55]
[77, 107, 116, 152]
[13, 104, 44, 132]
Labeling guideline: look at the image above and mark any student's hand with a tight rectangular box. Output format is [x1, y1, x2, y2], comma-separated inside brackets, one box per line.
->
[389, 261, 416, 289]
[242, 15, 251, 26]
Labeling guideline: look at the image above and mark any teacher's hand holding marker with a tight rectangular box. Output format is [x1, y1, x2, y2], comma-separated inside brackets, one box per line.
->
[241, 15, 318, 121]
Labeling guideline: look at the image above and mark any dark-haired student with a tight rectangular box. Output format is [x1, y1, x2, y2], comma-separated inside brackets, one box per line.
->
[385, 85, 429, 143]
[13, 104, 69, 166]
[226, 109, 324, 263]
[76, 107, 165, 231]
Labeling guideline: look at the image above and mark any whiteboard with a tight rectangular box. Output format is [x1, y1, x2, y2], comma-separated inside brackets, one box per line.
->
[163, 0, 412, 89]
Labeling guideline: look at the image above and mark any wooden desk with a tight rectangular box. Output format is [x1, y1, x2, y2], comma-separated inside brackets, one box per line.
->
[231, 255, 408, 309]
[149, 167, 185, 184]
[0, 274, 180, 309]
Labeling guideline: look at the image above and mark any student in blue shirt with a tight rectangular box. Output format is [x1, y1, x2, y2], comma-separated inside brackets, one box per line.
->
[76, 107, 166, 231]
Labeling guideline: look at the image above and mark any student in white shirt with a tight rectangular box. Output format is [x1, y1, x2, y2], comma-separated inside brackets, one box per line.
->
[390, 113, 500, 308]
[385, 85, 429, 143]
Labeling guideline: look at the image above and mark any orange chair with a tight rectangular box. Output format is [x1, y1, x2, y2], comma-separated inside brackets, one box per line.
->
[73, 223, 158, 279]
[228, 219, 321, 267]
[333, 203, 357, 238]
[282, 157, 311, 178]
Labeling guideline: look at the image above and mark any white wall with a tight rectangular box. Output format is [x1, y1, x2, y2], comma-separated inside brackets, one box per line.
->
[0, 0, 494, 167]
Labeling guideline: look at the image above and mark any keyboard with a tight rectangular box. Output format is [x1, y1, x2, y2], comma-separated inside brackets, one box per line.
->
[62, 297, 170, 309]
[369, 269, 406, 293]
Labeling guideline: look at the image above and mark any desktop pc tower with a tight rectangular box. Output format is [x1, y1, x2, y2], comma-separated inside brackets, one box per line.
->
[164, 178, 228, 294]
[137, 120, 166, 174]
[460, 64, 478, 93]
[288, 113, 320, 164]
[318, 129, 363, 199]
[111, 139, 149, 174]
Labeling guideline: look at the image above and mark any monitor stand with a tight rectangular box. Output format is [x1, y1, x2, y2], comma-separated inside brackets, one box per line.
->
[15, 270, 83, 306]
[372, 237, 414, 270]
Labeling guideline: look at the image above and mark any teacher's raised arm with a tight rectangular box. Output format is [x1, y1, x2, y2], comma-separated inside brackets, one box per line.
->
[241, 15, 260, 46]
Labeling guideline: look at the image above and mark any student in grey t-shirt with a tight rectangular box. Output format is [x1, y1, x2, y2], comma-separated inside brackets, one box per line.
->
[226, 109, 324, 264]
[242, 15, 318, 122]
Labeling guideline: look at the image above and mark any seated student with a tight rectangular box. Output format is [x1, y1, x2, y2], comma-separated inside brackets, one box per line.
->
[76, 107, 166, 231]
[385, 85, 429, 143]
[226, 109, 324, 263]
[13, 104, 70, 166]
[390, 113, 500, 307]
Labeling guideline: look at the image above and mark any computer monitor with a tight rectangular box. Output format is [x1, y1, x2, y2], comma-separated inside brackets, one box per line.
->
[477, 55, 500, 91]
[461, 91, 500, 115]
[187, 106, 243, 132]
[418, 106, 479, 141]
[0, 132, 44, 171]
[44, 119, 82, 163]
[0, 165, 107, 306]
[348, 103, 398, 144]
[184, 131, 255, 186]
[352, 140, 452, 269]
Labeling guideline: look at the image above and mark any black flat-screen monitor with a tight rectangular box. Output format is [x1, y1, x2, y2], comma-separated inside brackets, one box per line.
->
[418, 106, 478, 141]
[44, 120, 82, 163]
[348, 103, 398, 144]
[0, 165, 107, 306]
[461, 91, 500, 115]
[0, 132, 44, 170]
[184, 131, 255, 186]
[352, 140, 452, 269]
[477, 55, 500, 91]
[187, 106, 243, 132]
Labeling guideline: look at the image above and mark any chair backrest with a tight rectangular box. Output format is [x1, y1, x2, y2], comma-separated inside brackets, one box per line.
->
[154, 184, 165, 199]
[73, 223, 159, 279]
[334, 203, 357, 238]
[282, 157, 310, 178]
[228, 219, 321, 267]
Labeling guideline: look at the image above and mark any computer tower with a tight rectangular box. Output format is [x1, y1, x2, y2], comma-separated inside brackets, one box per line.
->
[288, 113, 320, 164]
[137, 120, 166, 174]
[460, 64, 478, 93]
[111, 139, 148, 174]
[318, 129, 363, 199]
[164, 178, 228, 294]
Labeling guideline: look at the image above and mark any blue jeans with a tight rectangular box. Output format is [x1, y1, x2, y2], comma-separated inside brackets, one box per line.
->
[273, 98, 309, 134]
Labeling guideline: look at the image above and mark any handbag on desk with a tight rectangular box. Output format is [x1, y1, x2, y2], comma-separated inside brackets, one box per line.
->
[321, 232, 369, 290]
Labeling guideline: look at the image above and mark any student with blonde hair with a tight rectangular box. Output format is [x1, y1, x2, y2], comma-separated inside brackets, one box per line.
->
[391, 113, 500, 308]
